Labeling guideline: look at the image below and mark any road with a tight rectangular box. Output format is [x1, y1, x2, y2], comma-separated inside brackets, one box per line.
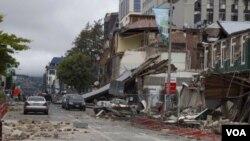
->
[3, 103, 189, 141]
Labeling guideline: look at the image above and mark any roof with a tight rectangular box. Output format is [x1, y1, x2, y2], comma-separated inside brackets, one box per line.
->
[218, 21, 250, 35]
[51, 57, 63, 65]
[47, 57, 63, 69]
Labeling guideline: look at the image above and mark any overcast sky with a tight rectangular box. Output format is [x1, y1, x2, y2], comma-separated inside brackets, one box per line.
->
[0, 0, 118, 77]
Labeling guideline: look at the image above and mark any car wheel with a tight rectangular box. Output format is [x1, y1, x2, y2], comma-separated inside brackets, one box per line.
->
[61, 105, 64, 108]
[66, 104, 70, 110]
[45, 110, 49, 115]
[82, 107, 86, 111]
[23, 110, 27, 115]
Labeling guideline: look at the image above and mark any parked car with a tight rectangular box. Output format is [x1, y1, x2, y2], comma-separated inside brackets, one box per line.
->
[110, 98, 128, 108]
[23, 96, 49, 115]
[62, 94, 86, 111]
[96, 98, 128, 108]
[94, 98, 129, 114]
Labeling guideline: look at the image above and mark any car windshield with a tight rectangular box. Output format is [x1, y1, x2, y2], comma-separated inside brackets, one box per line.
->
[28, 97, 45, 101]
[70, 95, 83, 100]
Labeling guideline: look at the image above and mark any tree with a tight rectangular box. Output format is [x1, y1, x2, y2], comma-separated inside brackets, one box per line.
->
[57, 53, 95, 93]
[0, 15, 30, 75]
[68, 20, 104, 81]
[70, 20, 104, 59]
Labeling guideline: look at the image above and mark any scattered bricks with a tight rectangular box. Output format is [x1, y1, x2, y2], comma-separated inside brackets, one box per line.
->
[39, 132, 52, 138]
[40, 122, 54, 130]
[66, 128, 72, 132]
[18, 118, 34, 124]
[3, 125, 12, 135]
[32, 120, 41, 124]
[73, 129, 78, 131]
[53, 132, 59, 139]
[11, 129, 22, 137]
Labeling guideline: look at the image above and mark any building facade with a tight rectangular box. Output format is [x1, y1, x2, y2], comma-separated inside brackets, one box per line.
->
[119, 0, 143, 27]
[44, 57, 64, 94]
[142, 0, 250, 28]
[203, 21, 250, 73]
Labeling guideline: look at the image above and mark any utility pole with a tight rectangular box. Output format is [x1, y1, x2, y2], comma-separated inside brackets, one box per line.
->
[164, 0, 173, 112]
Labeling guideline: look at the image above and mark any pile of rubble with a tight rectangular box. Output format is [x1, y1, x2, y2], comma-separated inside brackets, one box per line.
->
[2, 118, 85, 140]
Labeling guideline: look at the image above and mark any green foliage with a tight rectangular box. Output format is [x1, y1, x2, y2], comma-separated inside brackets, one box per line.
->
[57, 53, 95, 93]
[70, 19, 104, 63]
[0, 15, 31, 74]
[66, 19, 104, 82]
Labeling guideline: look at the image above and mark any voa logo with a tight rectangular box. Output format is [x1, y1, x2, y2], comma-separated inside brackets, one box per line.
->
[226, 129, 246, 136]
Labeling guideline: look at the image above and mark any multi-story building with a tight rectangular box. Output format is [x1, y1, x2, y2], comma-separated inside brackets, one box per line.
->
[119, 0, 143, 27]
[44, 57, 64, 94]
[142, 0, 250, 28]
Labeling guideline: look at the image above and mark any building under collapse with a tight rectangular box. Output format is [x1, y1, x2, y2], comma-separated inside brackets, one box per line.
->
[202, 21, 250, 123]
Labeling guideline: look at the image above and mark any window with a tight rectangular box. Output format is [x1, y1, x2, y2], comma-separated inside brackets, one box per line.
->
[49, 69, 56, 75]
[245, 13, 250, 21]
[221, 41, 226, 68]
[245, 0, 250, 10]
[207, 11, 213, 24]
[212, 44, 216, 68]
[134, 0, 141, 12]
[232, 13, 238, 21]
[232, 0, 238, 12]
[230, 37, 236, 66]
[241, 35, 248, 64]
[207, 0, 214, 9]
[219, 0, 226, 9]
[204, 47, 208, 70]
[194, 0, 201, 12]
[219, 12, 226, 20]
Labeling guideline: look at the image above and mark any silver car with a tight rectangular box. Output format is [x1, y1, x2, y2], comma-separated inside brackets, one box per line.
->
[23, 96, 49, 115]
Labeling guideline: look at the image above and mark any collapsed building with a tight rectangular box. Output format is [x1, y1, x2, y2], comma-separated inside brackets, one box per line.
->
[201, 21, 250, 123]
[86, 11, 250, 126]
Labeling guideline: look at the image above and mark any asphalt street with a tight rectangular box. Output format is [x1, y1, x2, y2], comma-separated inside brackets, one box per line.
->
[3, 103, 190, 141]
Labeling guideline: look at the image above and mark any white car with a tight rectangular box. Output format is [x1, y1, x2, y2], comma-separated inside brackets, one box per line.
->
[23, 96, 49, 115]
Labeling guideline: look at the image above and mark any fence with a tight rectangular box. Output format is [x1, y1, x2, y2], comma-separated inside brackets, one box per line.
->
[0, 101, 8, 141]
